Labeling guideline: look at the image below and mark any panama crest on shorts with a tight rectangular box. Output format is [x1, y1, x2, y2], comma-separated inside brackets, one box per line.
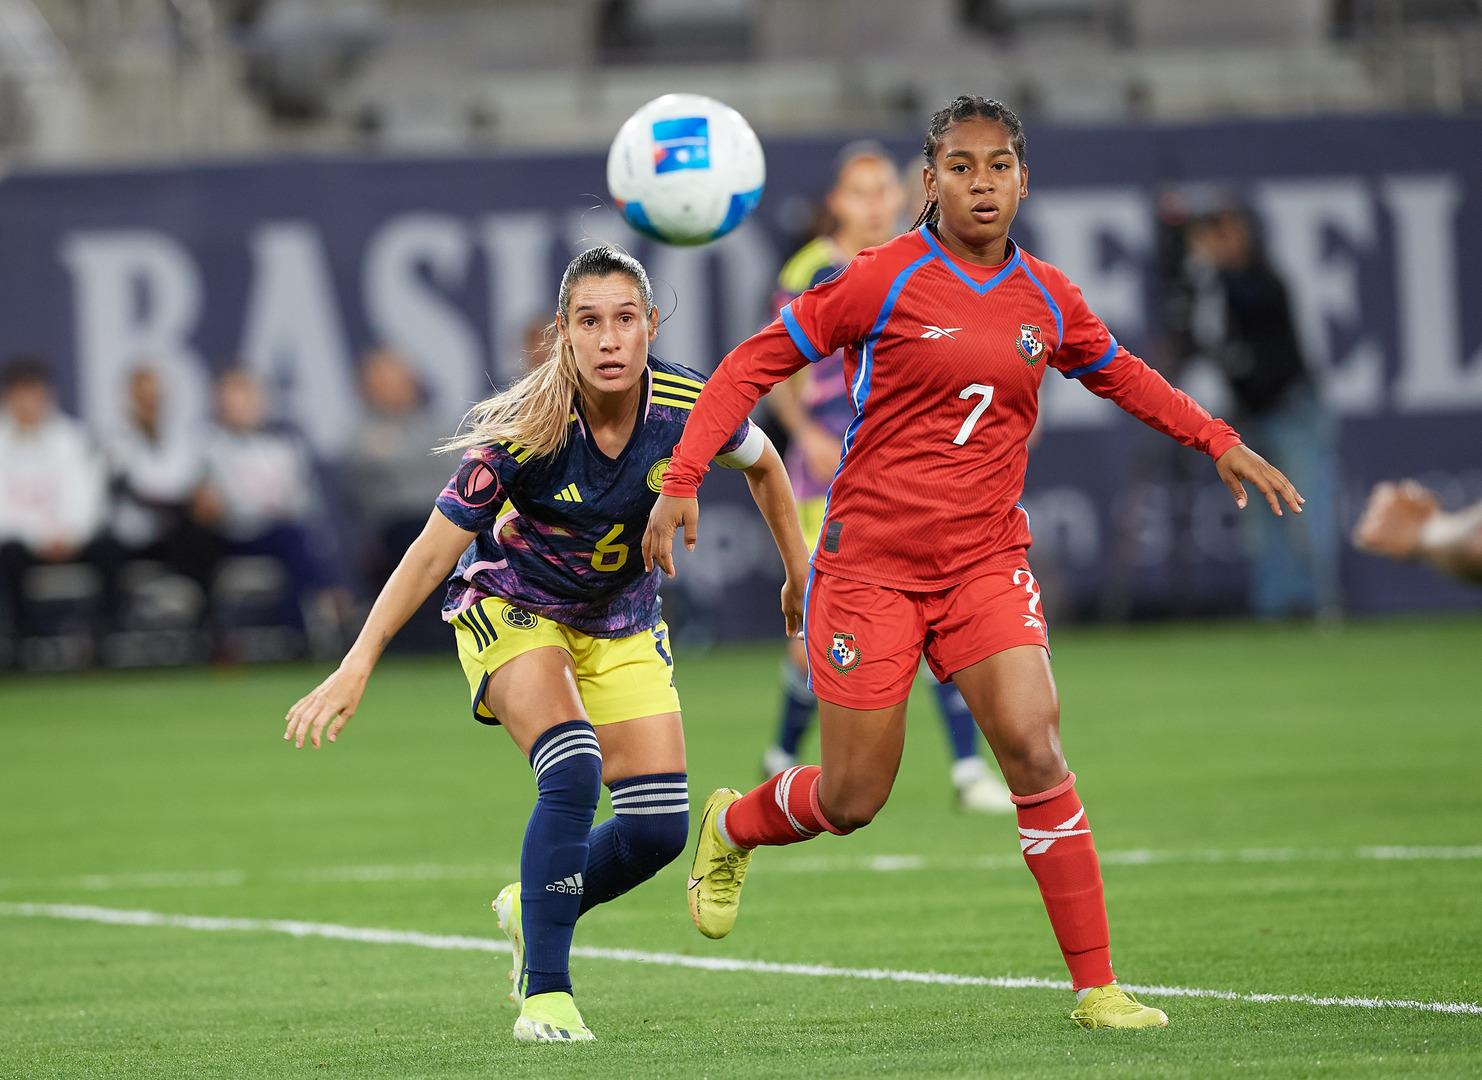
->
[1016, 323, 1045, 368]
[828, 631, 861, 674]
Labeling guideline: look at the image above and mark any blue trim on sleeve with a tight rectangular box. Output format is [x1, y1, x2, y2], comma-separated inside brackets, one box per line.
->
[1061, 335, 1119, 380]
[1015, 262, 1065, 347]
[916, 225, 1022, 296]
[780, 302, 825, 363]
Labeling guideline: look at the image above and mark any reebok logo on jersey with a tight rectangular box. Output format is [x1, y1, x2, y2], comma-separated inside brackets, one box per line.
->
[553, 483, 582, 503]
[546, 873, 584, 895]
[1019, 808, 1091, 855]
[920, 325, 962, 340]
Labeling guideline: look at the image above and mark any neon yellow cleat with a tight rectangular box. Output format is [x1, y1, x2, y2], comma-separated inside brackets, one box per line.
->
[513, 991, 595, 1043]
[687, 787, 752, 939]
[493, 882, 526, 1006]
[1070, 984, 1169, 1029]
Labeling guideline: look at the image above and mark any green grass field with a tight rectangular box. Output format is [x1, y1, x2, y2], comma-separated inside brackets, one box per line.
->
[3, 617, 1481, 1078]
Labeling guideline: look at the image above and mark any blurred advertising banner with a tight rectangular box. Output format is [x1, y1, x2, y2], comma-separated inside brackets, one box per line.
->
[0, 115, 1478, 633]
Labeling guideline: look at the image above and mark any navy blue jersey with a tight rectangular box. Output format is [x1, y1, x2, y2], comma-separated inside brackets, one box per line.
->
[436, 358, 760, 637]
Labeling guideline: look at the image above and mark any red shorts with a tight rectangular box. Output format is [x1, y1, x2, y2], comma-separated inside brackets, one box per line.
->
[804, 554, 1049, 710]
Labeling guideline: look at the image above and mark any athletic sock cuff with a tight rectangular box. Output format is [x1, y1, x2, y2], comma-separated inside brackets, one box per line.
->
[529, 720, 602, 782]
[608, 772, 689, 817]
[1010, 770, 1076, 807]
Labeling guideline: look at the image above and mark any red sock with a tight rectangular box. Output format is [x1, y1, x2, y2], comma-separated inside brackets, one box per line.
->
[1013, 772, 1115, 990]
[721, 766, 843, 849]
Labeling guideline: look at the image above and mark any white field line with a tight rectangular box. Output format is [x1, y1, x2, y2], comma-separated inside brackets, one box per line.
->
[1, 845, 1477, 894]
[2, 901, 1479, 1018]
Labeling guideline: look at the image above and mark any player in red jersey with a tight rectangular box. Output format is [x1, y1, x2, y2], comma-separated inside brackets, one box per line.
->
[643, 96, 1302, 1030]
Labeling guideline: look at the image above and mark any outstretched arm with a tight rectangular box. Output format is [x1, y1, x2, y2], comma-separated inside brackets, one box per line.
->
[1078, 349, 1303, 516]
[283, 508, 475, 748]
[1353, 481, 1482, 584]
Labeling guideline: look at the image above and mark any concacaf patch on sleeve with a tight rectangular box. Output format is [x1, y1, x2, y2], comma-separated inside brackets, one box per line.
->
[455, 458, 501, 507]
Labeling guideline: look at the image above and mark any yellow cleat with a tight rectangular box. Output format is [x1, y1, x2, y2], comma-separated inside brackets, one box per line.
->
[493, 882, 526, 1006]
[687, 787, 752, 939]
[1070, 984, 1169, 1029]
[512, 991, 595, 1043]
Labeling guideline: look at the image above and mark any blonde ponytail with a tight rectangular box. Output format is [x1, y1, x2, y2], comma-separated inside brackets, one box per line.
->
[442, 245, 654, 458]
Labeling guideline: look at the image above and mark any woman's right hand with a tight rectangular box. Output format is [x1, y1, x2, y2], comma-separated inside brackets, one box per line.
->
[642, 495, 699, 578]
[284, 661, 371, 749]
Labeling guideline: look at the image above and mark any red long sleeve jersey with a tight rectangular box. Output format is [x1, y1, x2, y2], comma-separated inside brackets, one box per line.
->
[665, 225, 1243, 591]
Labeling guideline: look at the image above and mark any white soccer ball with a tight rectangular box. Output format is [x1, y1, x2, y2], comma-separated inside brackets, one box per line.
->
[607, 93, 766, 247]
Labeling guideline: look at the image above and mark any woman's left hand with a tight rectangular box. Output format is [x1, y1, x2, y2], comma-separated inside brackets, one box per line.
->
[1215, 445, 1304, 516]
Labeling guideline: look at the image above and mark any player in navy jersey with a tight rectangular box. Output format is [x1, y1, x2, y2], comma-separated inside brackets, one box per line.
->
[284, 245, 809, 1044]
[646, 98, 1302, 1030]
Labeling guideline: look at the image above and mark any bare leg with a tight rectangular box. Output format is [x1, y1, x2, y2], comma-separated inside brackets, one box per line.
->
[815, 698, 910, 830]
[950, 644, 1066, 796]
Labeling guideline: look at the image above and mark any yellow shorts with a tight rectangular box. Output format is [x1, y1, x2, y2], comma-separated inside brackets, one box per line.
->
[798, 496, 828, 555]
[451, 596, 680, 727]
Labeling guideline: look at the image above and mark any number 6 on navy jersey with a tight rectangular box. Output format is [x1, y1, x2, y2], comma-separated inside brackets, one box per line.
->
[953, 383, 995, 445]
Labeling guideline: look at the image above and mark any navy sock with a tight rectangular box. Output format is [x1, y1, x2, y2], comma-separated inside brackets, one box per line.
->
[521, 720, 602, 999]
[935, 681, 981, 762]
[579, 772, 690, 915]
[773, 660, 816, 756]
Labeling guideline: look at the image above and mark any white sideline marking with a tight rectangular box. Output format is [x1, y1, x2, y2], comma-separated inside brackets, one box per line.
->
[3, 902, 1479, 1017]
[774, 844, 1482, 874]
[2, 845, 1477, 894]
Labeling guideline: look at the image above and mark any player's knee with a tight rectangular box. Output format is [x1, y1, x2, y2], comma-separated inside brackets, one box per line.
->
[819, 791, 884, 833]
[993, 727, 1064, 792]
[531, 720, 604, 809]
[643, 805, 691, 865]
[609, 771, 689, 871]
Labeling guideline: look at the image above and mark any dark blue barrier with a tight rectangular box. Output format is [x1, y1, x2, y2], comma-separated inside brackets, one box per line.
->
[0, 114, 1478, 633]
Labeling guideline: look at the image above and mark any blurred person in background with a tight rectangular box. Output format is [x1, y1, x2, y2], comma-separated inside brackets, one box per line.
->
[1185, 206, 1340, 619]
[349, 347, 454, 591]
[1352, 480, 1482, 584]
[0, 357, 116, 644]
[760, 140, 1014, 812]
[194, 366, 345, 643]
[105, 365, 219, 592]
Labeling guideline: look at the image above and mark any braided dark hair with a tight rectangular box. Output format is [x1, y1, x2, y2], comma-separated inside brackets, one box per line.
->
[912, 96, 1027, 229]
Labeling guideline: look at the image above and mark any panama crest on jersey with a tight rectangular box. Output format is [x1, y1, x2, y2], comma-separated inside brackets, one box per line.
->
[828, 631, 860, 674]
[1016, 323, 1045, 367]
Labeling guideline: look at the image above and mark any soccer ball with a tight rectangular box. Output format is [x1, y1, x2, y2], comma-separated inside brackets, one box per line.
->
[607, 93, 766, 247]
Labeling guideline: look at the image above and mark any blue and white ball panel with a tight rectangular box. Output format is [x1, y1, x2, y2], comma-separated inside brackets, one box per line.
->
[619, 186, 765, 246]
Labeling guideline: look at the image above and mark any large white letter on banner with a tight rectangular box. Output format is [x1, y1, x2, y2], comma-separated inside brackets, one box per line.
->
[364, 213, 485, 428]
[1021, 189, 1152, 428]
[1381, 174, 1482, 411]
[58, 229, 209, 438]
[480, 212, 554, 387]
[1254, 179, 1383, 414]
[239, 221, 358, 457]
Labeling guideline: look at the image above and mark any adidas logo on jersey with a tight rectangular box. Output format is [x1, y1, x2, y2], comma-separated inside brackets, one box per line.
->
[553, 483, 582, 503]
[1019, 808, 1091, 855]
[546, 873, 584, 895]
[920, 325, 962, 340]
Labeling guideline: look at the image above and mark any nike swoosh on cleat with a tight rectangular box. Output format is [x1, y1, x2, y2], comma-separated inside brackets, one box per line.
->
[687, 876, 702, 891]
